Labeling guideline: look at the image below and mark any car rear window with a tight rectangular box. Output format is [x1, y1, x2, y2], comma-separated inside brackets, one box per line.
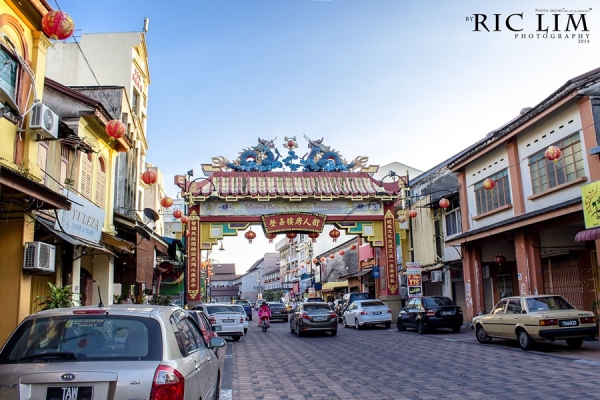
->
[304, 305, 330, 312]
[526, 296, 574, 311]
[423, 297, 454, 307]
[230, 305, 246, 314]
[362, 301, 384, 307]
[207, 305, 236, 314]
[0, 315, 162, 364]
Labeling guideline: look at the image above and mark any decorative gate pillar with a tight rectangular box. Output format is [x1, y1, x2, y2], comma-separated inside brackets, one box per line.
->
[382, 202, 399, 296]
[186, 210, 202, 302]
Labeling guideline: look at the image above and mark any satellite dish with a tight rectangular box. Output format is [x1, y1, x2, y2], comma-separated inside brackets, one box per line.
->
[135, 225, 152, 241]
[144, 208, 159, 222]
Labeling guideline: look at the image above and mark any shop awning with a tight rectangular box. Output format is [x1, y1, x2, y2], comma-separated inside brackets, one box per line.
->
[101, 233, 135, 253]
[575, 227, 600, 242]
[38, 217, 115, 255]
[321, 281, 348, 291]
[341, 268, 372, 279]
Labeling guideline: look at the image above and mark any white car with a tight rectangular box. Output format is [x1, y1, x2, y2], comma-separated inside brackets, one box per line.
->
[230, 304, 250, 334]
[192, 303, 246, 341]
[343, 299, 392, 329]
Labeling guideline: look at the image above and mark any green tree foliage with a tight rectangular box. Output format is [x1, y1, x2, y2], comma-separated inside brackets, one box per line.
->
[34, 282, 80, 311]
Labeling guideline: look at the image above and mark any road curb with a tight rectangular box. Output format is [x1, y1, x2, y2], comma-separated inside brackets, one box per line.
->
[219, 342, 233, 399]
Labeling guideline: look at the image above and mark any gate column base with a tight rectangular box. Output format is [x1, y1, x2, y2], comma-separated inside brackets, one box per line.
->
[379, 295, 401, 323]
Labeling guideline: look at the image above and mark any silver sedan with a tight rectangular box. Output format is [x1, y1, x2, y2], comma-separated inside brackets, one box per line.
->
[289, 302, 338, 337]
[0, 304, 225, 399]
[343, 299, 392, 329]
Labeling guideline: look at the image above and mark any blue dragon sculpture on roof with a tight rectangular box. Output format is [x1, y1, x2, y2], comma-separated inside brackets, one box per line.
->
[210, 136, 368, 172]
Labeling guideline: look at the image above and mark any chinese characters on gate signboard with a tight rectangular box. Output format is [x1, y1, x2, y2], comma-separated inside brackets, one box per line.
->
[406, 262, 422, 299]
[187, 212, 201, 302]
[383, 209, 398, 295]
[261, 212, 326, 233]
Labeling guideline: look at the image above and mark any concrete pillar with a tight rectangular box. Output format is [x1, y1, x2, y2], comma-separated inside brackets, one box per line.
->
[463, 243, 485, 320]
[514, 231, 544, 295]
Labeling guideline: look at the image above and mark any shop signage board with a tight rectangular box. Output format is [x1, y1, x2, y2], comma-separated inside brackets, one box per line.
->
[406, 262, 422, 299]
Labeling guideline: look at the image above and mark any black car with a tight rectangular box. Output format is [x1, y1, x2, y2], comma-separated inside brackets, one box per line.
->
[268, 302, 288, 322]
[397, 296, 463, 334]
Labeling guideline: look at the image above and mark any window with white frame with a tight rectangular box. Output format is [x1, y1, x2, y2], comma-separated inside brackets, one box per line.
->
[528, 133, 585, 195]
[0, 46, 18, 107]
[444, 198, 462, 236]
[474, 169, 511, 215]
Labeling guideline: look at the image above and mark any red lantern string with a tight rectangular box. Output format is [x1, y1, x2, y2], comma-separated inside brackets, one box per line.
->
[483, 178, 495, 191]
[160, 196, 173, 208]
[265, 232, 277, 243]
[173, 209, 183, 219]
[439, 198, 450, 209]
[286, 232, 297, 243]
[408, 210, 417, 218]
[245, 230, 257, 244]
[141, 170, 158, 185]
[106, 120, 126, 139]
[329, 228, 340, 242]
[41, 10, 75, 40]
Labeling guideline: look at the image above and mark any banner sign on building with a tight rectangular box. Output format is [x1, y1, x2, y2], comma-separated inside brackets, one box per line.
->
[372, 265, 380, 278]
[581, 180, 600, 229]
[262, 212, 326, 233]
[56, 190, 105, 243]
[406, 262, 422, 299]
[384, 208, 399, 294]
[187, 212, 201, 302]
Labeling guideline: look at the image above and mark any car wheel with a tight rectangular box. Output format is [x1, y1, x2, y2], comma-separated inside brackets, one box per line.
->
[331, 329, 337, 336]
[397, 318, 406, 331]
[244, 328, 248, 335]
[384, 322, 391, 329]
[452, 325, 461, 333]
[231, 335, 241, 342]
[416, 320, 425, 334]
[343, 317, 349, 328]
[249, 315, 252, 321]
[566, 338, 584, 349]
[355, 318, 361, 330]
[517, 329, 534, 350]
[475, 325, 492, 344]
[296, 323, 303, 337]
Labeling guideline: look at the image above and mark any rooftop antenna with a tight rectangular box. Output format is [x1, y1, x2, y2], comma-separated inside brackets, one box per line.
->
[97, 286, 104, 307]
[143, 17, 149, 33]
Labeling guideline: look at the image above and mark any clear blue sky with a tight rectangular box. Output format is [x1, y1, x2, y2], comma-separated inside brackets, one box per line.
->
[54, 0, 598, 271]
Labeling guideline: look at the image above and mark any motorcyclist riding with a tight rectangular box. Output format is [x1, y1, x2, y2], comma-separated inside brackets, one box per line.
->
[257, 301, 271, 327]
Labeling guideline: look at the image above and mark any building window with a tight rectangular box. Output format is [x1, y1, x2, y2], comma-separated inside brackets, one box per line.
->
[444, 198, 462, 236]
[529, 133, 585, 195]
[60, 144, 69, 188]
[0, 46, 18, 104]
[37, 141, 48, 186]
[81, 153, 93, 200]
[474, 169, 511, 215]
[95, 157, 106, 208]
[131, 90, 139, 116]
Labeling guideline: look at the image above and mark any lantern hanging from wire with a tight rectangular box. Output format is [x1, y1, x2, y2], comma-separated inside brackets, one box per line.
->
[308, 232, 320, 242]
[350, 244, 357, 251]
[495, 254, 506, 266]
[41, 10, 75, 40]
[483, 178, 495, 191]
[172, 209, 183, 219]
[286, 232, 297, 243]
[329, 228, 340, 242]
[265, 232, 277, 243]
[320, 257, 326, 262]
[339, 250, 345, 256]
[545, 145, 562, 163]
[245, 229, 257, 244]
[105, 120, 126, 139]
[180, 215, 190, 225]
[408, 210, 418, 218]
[329, 254, 335, 259]
[439, 198, 450, 209]
[141, 169, 158, 185]
[160, 196, 173, 208]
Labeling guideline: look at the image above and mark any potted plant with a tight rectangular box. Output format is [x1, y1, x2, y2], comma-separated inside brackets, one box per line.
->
[34, 282, 80, 311]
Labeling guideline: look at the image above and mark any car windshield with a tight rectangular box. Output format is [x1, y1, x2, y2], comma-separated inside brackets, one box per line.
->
[206, 305, 236, 314]
[423, 297, 454, 307]
[230, 305, 245, 314]
[361, 301, 384, 307]
[526, 296, 575, 311]
[303, 305, 330, 312]
[0, 315, 162, 364]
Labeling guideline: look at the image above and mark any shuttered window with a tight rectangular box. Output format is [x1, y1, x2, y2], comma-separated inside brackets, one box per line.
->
[81, 153, 93, 200]
[95, 157, 106, 208]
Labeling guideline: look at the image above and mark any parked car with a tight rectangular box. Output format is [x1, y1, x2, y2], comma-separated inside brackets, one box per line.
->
[192, 303, 246, 341]
[397, 296, 463, 334]
[343, 299, 392, 329]
[188, 310, 223, 357]
[333, 299, 347, 321]
[268, 302, 289, 322]
[0, 305, 225, 399]
[303, 297, 325, 303]
[472, 294, 598, 350]
[289, 302, 338, 337]
[234, 299, 253, 321]
[230, 304, 250, 334]
[340, 292, 373, 315]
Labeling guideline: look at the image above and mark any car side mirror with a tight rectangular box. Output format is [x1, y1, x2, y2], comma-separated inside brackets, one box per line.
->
[209, 337, 226, 348]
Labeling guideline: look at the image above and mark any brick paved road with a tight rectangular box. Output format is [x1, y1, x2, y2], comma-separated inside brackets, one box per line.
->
[220, 316, 600, 400]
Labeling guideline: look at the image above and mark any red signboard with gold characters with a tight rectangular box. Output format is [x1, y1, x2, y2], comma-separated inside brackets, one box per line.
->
[186, 212, 201, 302]
[383, 205, 399, 295]
[262, 212, 327, 234]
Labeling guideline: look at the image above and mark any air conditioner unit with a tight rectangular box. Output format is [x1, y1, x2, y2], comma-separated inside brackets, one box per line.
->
[431, 270, 442, 282]
[29, 103, 59, 139]
[23, 241, 56, 273]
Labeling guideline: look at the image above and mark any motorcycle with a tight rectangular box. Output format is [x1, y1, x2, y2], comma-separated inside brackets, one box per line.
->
[260, 316, 270, 332]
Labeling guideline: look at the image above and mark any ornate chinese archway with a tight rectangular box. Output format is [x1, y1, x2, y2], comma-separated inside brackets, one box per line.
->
[174, 136, 405, 306]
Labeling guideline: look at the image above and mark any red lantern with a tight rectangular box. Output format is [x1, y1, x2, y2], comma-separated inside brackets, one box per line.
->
[339, 250, 345, 256]
[329, 254, 335, 259]
[286, 232, 297, 243]
[313, 259, 318, 264]
[483, 178, 495, 191]
[329, 228, 340, 242]
[180, 215, 190, 225]
[41, 10, 75, 40]
[141, 169, 158, 185]
[439, 198, 450, 209]
[350, 244, 356, 251]
[160, 196, 173, 208]
[173, 209, 183, 219]
[320, 257, 326, 262]
[245, 230, 257, 243]
[105, 120, 126, 139]
[308, 232, 320, 242]
[545, 145, 562, 163]
[408, 210, 417, 218]
[495, 254, 506, 265]
[265, 232, 277, 243]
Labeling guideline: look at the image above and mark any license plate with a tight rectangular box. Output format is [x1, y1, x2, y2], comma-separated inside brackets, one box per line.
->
[373, 311, 382, 315]
[47, 386, 93, 400]
[559, 319, 579, 327]
[314, 316, 326, 321]
[222, 319, 234, 323]
[441, 311, 454, 316]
